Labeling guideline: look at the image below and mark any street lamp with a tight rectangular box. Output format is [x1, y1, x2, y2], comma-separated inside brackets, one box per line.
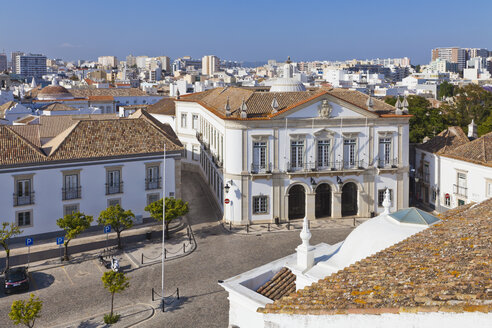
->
[336, 176, 343, 187]
[310, 177, 316, 186]
[224, 184, 230, 194]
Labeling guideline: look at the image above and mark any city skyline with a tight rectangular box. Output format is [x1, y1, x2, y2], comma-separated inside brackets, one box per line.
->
[1, 0, 492, 64]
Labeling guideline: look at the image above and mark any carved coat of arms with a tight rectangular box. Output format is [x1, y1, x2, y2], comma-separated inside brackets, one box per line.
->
[318, 99, 332, 118]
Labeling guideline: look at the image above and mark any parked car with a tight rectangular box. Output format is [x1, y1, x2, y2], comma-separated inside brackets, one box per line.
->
[4, 266, 29, 294]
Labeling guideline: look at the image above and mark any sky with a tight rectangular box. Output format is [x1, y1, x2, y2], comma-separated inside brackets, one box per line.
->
[1, 0, 491, 65]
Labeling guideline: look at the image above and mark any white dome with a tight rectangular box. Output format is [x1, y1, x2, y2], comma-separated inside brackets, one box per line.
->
[269, 78, 306, 92]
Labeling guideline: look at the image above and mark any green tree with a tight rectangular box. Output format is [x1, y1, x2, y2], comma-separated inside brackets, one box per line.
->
[0, 222, 22, 271]
[101, 271, 129, 324]
[98, 205, 134, 249]
[441, 84, 492, 136]
[56, 212, 93, 261]
[478, 114, 492, 136]
[385, 95, 445, 143]
[145, 198, 189, 238]
[8, 293, 42, 328]
[438, 81, 454, 99]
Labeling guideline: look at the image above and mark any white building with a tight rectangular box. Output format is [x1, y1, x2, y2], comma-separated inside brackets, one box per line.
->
[415, 123, 492, 212]
[97, 56, 118, 68]
[220, 194, 492, 327]
[202, 55, 220, 76]
[0, 110, 182, 237]
[154, 62, 411, 225]
[0, 101, 32, 124]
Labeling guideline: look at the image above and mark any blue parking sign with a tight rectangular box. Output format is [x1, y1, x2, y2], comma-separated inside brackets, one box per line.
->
[56, 237, 64, 245]
[104, 225, 111, 233]
[25, 238, 33, 246]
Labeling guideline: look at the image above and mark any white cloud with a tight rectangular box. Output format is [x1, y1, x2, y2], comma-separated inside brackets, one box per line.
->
[59, 42, 81, 48]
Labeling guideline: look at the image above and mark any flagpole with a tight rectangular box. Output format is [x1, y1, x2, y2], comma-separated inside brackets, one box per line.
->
[161, 142, 166, 311]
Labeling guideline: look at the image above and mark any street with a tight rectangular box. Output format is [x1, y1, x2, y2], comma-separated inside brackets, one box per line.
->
[0, 172, 353, 327]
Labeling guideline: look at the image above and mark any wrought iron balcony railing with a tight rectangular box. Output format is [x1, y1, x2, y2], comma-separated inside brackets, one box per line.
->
[62, 186, 81, 200]
[13, 192, 35, 206]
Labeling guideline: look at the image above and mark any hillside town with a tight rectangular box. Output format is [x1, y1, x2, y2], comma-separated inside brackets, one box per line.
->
[0, 3, 491, 328]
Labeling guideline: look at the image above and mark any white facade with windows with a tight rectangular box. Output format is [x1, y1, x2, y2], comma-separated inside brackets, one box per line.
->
[415, 127, 492, 212]
[162, 83, 409, 224]
[0, 112, 182, 237]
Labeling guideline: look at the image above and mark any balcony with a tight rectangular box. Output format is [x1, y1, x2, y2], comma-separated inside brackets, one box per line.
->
[251, 162, 272, 174]
[106, 182, 124, 195]
[286, 160, 367, 173]
[145, 177, 162, 190]
[13, 192, 35, 206]
[62, 186, 81, 200]
[377, 158, 399, 169]
[453, 184, 467, 197]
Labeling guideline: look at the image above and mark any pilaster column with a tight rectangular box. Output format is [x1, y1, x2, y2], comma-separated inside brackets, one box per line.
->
[305, 192, 316, 221]
[332, 191, 342, 218]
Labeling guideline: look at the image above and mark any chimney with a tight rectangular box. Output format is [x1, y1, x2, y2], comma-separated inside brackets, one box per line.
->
[382, 188, 392, 215]
[468, 119, 477, 140]
[296, 217, 315, 271]
[402, 95, 409, 114]
[394, 96, 402, 115]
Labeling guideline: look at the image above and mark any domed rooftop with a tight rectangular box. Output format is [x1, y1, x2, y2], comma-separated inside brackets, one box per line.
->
[269, 78, 306, 92]
[37, 85, 74, 101]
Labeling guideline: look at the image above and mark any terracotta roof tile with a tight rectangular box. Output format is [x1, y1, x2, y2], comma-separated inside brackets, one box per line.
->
[146, 97, 176, 115]
[0, 126, 47, 165]
[8, 125, 42, 147]
[256, 267, 296, 301]
[40, 102, 78, 112]
[259, 199, 492, 315]
[69, 87, 147, 98]
[417, 126, 469, 154]
[442, 131, 492, 167]
[177, 87, 397, 120]
[0, 101, 17, 118]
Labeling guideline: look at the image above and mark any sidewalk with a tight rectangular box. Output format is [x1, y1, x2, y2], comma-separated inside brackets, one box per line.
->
[51, 303, 155, 328]
[222, 217, 369, 235]
[1, 218, 195, 273]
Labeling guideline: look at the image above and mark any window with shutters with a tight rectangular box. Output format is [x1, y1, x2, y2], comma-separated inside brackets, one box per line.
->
[291, 140, 304, 169]
[317, 139, 331, 168]
[253, 196, 268, 214]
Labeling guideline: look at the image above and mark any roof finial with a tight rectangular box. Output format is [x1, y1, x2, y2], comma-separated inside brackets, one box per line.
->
[240, 98, 248, 118]
[296, 216, 315, 271]
[382, 188, 391, 215]
[31, 77, 37, 89]
[366, 95, 373, 110]
[225, 96, 231, 117]
[395, 96, 403, 115]
[271, 96, 279, 114]
[402, 95, 409, 114]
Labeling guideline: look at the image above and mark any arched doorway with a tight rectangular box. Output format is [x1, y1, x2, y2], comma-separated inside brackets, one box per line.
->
[315, 184, 331, 218]
[342, 182, 358, 216]
[288, 185, 305, 220]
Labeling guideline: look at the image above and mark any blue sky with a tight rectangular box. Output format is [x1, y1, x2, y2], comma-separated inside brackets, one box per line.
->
[1, 0, 491, 64]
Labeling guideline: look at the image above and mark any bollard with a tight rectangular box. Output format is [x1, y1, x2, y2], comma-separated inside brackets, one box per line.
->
[183, 243, 186, 253]
[152, 288, 154, 302]
[229, 222, 232, 230]
[164, 249, 167, 259]
[268, 223, 270, 232]
[177, 288, 180, 299]
[246, 224, 249, 233]
[287, 222, 290, 230]
[353, 218, 355, 226]
[308, 220, 310, 229]
[141, 253, 144, 265]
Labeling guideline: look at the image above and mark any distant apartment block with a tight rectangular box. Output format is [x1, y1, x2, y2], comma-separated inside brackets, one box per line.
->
[202, 55, 220, 76]
[98, 56, 118, 67]
[11, 51, 24, 73]
[16, 54, 47, 78]
[431, 47, 466, 71]
[0, 53, 7, 72]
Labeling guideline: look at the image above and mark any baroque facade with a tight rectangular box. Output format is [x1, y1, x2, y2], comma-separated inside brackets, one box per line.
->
[171, 75, 410, 224]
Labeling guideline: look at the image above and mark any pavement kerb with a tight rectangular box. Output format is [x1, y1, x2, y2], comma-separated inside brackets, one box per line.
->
[50, 302, 155, 328]
[219, 217, 368, 235]
[4, 221, 196, 274]
[132, 223, 198, 268]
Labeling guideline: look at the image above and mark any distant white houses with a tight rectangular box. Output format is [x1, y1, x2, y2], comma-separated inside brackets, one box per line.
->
[414, 122, 492, 212]
[0, 110, 182, 237]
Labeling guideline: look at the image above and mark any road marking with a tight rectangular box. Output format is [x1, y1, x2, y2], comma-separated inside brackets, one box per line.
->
[96, 262, 104, 273]
[62, 266, 74, 285]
